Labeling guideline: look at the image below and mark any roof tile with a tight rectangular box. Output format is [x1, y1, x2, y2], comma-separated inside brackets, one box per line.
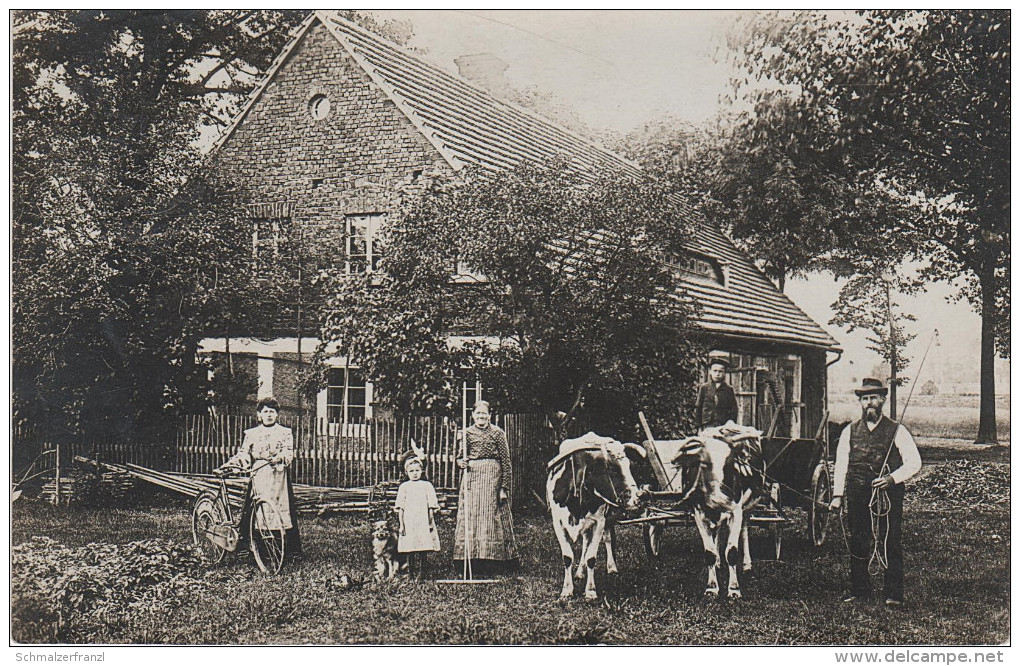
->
[236, 12, 840, 350]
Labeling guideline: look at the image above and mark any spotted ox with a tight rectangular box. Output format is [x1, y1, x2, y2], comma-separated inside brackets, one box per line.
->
[670, 423, 767, 599]
[546, 432, 646, 600]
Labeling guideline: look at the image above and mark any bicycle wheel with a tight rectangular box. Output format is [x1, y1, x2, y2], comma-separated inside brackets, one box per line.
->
[249, 499, 287, 574]
[192, 493, 227, 564]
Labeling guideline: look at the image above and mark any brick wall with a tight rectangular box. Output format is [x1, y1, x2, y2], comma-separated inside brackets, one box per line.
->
[210, 20, 458, 418]
[214, 21, 454, 270]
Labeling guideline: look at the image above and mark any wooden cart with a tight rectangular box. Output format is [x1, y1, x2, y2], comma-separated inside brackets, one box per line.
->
[621, 412, 833, 561]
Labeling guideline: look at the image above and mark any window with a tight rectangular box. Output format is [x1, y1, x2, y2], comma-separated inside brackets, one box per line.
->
[661, 251, 724, 284]
[326, 367, 369, 424]
[252, 217, 289, 261]
[346, 213, 386, 274]
[308, 94, 331, 121]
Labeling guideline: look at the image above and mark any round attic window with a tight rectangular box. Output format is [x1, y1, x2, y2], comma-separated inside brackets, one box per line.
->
[308, 94, 331, 121]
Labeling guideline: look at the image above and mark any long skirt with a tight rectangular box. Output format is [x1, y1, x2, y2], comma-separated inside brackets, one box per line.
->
[453, 459, 518, 561]
[238, 471, 303, 559]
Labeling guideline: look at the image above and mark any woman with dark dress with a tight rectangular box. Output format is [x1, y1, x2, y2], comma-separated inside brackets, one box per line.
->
[453, 401, 518, 576]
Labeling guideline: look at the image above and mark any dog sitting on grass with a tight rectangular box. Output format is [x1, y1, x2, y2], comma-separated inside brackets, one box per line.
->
[371, 519, 400, 581]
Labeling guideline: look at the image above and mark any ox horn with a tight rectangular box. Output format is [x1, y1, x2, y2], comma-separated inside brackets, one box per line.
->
[670, 437, 704, 465]
[624, 443, 647, 458]
[679, 436, 703, 452]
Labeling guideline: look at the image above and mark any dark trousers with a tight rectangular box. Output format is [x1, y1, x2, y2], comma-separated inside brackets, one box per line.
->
[847, 482, 904, 600]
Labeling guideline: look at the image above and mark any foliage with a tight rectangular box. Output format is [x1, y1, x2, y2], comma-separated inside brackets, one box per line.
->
[12, 535, 206, 642]
[707, 107, 870, 292]
[319, 162, 702, 437]
[621, 112, 858, 293]
[729, 10, 1009, 441]
[11, 10, 311, 435]
[618, 115, 718, 210]
[830, 267, 918, 387]
[911, 460, 1009, 508]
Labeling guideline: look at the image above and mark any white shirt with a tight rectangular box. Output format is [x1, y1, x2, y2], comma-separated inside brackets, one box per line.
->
[833, 416, 922, 496]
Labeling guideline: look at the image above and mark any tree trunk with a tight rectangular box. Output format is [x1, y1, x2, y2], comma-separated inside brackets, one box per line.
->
[976, 271, 998, 444]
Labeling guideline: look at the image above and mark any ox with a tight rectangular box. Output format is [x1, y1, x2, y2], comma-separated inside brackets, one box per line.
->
[546, 432, 646, 600]
[670, 422, 767, 599]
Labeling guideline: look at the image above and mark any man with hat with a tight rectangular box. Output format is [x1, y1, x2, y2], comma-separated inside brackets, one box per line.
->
[694, 352, 739, 431]
[830, 378, 922, 607]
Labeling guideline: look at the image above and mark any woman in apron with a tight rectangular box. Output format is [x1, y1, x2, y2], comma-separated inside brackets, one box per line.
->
[453, 400, 518, 576]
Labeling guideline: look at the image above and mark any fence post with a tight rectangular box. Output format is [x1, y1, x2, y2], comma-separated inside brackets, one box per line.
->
[53, 442, 61, 506]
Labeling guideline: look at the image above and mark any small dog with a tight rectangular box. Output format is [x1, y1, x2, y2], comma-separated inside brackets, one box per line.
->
[371, 519, 399, 581]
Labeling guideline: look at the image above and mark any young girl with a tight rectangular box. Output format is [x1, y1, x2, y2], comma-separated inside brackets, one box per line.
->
[394, 455, 441, 580]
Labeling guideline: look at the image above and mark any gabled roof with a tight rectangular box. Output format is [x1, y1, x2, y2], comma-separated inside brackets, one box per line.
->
[318, 12, 642, 179]
[216, 11, 838, 351]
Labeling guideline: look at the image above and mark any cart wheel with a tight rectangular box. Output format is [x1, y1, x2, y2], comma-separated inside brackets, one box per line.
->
[249, 499, 287, 574]
[771, 483, 783, 560]
[809, 461, 833, 547]
[192, 493, 227, 564]
[644, 523, 664, 558]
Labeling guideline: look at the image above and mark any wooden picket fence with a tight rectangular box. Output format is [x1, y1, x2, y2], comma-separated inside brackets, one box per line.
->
[66, 412, 556, 505]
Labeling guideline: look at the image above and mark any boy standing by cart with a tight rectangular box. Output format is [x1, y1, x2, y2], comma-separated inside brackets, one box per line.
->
[694, 352, 738, 431]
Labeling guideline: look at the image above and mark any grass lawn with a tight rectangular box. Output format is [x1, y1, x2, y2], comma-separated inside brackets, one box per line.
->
[11, 477, 1009, 645]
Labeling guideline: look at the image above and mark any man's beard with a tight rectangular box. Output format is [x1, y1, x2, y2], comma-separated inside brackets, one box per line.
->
[864, 406, 881, 423]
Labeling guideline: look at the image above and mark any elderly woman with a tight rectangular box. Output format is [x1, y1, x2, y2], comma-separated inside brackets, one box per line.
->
[217, 397, 302, 562]
[454, 400, 518, 576]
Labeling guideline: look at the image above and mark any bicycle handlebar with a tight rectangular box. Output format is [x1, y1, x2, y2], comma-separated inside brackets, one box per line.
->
[213, 461, 280, 477]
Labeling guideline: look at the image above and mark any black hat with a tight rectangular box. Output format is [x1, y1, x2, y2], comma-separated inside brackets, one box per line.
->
[705, 352, 731, 368]
[854, 378, 888, 397]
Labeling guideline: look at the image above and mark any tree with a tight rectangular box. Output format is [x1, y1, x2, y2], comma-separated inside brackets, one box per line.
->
[318, 162, 703, 439]
[706, 101, 861, 293]
[12, 10, 311, 438]
[730, 10, 1009, 443]
[620, 110, 859, 293]
[830, 268, 918, 419]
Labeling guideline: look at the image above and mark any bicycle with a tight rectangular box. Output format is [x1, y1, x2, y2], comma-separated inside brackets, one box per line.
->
[191, 462, 287, 575]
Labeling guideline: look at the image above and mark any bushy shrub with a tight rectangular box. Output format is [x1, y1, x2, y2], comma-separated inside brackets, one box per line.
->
[12, 536, 207, 642]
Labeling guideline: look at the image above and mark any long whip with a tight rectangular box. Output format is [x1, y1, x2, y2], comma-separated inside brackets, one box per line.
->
[899, 329, 939, 423]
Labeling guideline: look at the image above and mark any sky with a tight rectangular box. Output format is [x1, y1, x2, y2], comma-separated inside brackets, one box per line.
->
[372, 9, 1007, 396]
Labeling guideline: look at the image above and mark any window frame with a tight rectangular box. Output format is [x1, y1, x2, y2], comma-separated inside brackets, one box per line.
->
[252, 217, 289, 263]
[661, 250, 725, 285]
[321, 366, 373, 437]
[345, 212, 386, 275]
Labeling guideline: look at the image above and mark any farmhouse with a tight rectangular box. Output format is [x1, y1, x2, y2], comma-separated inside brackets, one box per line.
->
[201, 11, 840, 439]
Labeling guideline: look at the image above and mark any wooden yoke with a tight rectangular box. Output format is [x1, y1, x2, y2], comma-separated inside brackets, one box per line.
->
[637, 411, 671, 490]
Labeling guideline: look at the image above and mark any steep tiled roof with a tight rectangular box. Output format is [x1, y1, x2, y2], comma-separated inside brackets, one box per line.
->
[319, 12, 642, 179]
[685, 223, 837, 348]
[221, 11, 839, 350]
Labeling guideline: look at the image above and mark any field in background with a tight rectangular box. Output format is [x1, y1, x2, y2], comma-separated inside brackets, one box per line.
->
[828, 393, 1010, 441]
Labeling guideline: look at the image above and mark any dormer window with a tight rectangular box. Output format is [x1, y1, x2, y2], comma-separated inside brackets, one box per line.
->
[662, 250, 726, 286]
